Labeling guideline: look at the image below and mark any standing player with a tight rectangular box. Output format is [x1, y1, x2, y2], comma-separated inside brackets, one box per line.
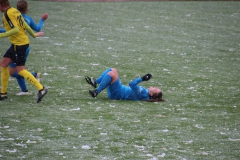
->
[0, 0, 48, 103]
[1, 0, 49, 96]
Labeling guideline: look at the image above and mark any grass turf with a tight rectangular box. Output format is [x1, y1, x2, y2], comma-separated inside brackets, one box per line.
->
[0, 0, 240, 159]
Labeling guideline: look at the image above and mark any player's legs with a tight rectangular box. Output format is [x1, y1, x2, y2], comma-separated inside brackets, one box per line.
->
[0, 67, 10, 100]
[89, 68, 119, 97]
[8, 45, 43, 90]
[95, 74, 112, 93]
[4, 44, 47, 102]
[9, 45, 39, 94]
[95, 68, 119, 93]
[95, 68, 118, 84]
[95, 68, 112, 84]
[0, 61, 10, 92]
[16, 66, 43, 90]
[86, 68, 113, 88]
[10, 67, 37, 93]
[16, 66, 47, 103]
[89, 74, 111, 97]
[0, 46, 14, 97]
[107, 68, 118, 84]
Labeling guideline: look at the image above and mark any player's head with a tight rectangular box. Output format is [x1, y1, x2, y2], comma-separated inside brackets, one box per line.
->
[0, 0, 10, 8]
[148, 86, 164, 102]
[17, 0, 28, 13]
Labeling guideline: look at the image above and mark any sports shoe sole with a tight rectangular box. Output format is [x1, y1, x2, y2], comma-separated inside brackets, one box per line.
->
[85, 76, 97, 88]
[89, 90, 97, 98]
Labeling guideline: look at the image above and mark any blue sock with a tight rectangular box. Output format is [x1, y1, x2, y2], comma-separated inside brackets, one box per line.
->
[11, 71, 37, 92]
[96, 68, 112, 84]
[12, 72, 28, 92]
[31, 72, 37, 77]
[96, 74, 112, 93]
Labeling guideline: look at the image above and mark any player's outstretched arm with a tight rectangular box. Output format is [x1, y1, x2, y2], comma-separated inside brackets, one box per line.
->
[23, 20, 44, 38]
[28, 13, 48, 32]
[0, 27, 19, 38]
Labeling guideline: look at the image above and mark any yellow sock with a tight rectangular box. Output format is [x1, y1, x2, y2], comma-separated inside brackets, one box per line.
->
[1, 67, 10, 93]
[18, 69, 43, 91]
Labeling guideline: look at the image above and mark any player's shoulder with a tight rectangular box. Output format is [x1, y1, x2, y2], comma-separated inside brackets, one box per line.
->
[22, 13, 31, 19]
[7, 7, 18, 13]
[6, 7, 21, 16]
[22, 14, 33, 21]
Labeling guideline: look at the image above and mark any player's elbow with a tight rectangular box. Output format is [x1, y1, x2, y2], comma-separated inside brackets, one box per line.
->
[35, 27, 41, 32]
[129, 81, 135, 88]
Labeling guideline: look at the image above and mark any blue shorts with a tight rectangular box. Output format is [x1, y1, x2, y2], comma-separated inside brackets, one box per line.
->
[107, 79, 128, 100]
[6, 44, 30, 68]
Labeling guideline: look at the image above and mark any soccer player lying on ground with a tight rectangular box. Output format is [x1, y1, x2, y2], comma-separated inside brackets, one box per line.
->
[85, 68, 164, 102]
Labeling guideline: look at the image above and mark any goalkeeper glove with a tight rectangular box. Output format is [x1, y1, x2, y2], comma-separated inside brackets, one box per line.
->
[141, 73, 152, 81]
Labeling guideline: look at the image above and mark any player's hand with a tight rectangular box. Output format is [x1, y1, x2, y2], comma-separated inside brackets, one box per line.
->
[41, 13, 48, 20]
[141, 73, 152, 81]
[36, 32, 44, 37]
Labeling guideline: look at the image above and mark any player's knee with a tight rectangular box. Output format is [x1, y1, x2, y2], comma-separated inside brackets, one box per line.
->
[108, 71, 118, 83]
[111, 68, 118, 74]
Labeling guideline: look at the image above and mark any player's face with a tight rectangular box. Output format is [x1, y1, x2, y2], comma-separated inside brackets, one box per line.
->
[148, 87, 161, 96]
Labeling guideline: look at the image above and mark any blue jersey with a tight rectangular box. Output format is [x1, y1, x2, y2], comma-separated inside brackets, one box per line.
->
[22, 13, 44, 32]
[0, 13, 44, 32]
[107, 77, 150, 101]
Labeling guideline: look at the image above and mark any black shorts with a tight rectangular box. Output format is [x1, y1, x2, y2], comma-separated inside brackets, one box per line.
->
[3, 44, 29, 66]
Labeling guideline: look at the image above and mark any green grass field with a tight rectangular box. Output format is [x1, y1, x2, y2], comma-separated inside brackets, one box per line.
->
[1, 0, 240, 159]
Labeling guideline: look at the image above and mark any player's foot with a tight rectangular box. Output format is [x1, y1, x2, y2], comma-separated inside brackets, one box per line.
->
[41, 13, 48, 20]
[16, 91, 31, 96]
[85, 76, 97, 88]
[36, 72, 42, 82]
[89, 89, 98, 98]
[0, 93, 7, 101]
[37, 87, 48, 103]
